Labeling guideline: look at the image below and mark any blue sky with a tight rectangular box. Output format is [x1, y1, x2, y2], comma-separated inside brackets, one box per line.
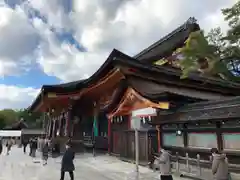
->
[2, 0, 79, 88]
[0, 0, 235, 109]
[0, 68, 59, 88]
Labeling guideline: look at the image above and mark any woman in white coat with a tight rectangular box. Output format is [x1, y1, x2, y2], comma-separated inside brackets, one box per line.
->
[155, 149, 173, 180]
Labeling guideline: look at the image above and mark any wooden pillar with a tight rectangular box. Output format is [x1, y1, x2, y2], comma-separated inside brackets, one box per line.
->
[65, 111, 69, 136]
[57, 115, 61, 136]
[216, 122, 223, 151]
[52, 117, 56, 138]
[45, 114, 50, 138]
[93, 102, 99, 137]
[64, 104, 73, 137]
[49, 119, 53, 139]
[156, 125, 161, 152]
[128, 114, 131, 129]
[108, 117, 112, 153]
[68, 105, 73, 137]
[42, 112, 46, 137]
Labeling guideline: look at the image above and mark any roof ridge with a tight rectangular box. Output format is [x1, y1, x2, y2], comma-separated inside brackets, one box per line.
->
[134, 17, 198, 59]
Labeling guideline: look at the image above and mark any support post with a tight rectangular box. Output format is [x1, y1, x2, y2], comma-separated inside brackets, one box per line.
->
[52, 118, 56, 138]
[49, 119, 53, 138]
[131, 116, 140, 180]
[108, 117, 111, 153]
[65, 111, 69, 136]
[156, 125, 161, 152]
[42, 112, 45, 138]
[93, 105, 98, 137]
[135, 129, 139, 180]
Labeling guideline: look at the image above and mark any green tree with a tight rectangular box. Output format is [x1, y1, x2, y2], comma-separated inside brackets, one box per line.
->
[0, 114, 6, 129]
[222, 1, 240, 45]
[0, 109, 18, 125]
[17, 109, 43, 128]
[0, 108, 43, 129]
[178, 1, 240, 82]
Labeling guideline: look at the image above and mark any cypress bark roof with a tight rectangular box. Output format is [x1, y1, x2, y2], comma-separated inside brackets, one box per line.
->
[134, 17, 200, 63]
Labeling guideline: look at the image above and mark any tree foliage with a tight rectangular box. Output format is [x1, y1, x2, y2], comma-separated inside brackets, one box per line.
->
[0, 108, 42, 129]
[178, 1, 240, 82]
[0, 114, 6, 129]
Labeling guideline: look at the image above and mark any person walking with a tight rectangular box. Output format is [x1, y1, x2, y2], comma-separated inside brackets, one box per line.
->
[148, 148, 157, 170]
[42, 140, 49, 166]
[155, 149, 173, 180]
[31, 138, 38, 157]
[22, 139, 28, 154]
[6, 139, 13, 155]
[60, 142, 75, 180]
[0, 139, 2, 155]
[29, 138, 33, 156]
[211, 148, 229, 180]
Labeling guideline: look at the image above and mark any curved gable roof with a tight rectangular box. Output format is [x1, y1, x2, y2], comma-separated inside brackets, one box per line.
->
[134, 17, 200, 63]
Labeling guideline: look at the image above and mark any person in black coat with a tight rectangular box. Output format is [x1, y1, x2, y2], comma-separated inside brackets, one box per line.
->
[31, 139, 38, 157]
[29, 138, 33, 156]
[0, 139, 2, 155]
[60, 142, 75, 180]
[22, 139, 28, 154]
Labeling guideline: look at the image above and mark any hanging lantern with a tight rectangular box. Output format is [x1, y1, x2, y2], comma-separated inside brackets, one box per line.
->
[142, 117, 146, 124]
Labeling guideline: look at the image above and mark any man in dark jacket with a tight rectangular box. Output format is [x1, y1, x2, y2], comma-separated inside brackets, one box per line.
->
[22, 139, 28, 154]
[29, 138, 33, 156]
[60, 142, 75, 180]
[0, 139, 2, 155]
[31, 138, 38, 157]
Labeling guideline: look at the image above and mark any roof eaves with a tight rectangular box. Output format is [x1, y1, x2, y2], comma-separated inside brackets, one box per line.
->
[28, 49, 131, 111]
[116, 56, 240, 89]
[134, 17, 200, 60]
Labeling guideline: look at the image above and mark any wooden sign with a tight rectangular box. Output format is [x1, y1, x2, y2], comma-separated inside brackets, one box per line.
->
[132, 107, 157, 117]
[47, 93, 57, 98]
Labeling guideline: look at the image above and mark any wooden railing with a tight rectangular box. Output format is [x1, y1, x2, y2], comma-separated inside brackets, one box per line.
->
[168, 152, 240, 180]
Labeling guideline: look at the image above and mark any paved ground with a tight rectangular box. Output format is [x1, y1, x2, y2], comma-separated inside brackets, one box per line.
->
[0, 146, 189, 180]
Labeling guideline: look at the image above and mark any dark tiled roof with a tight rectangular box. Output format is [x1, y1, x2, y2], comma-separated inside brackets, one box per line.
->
[4, 120, 28, 130]
[134, 17, 200, 63]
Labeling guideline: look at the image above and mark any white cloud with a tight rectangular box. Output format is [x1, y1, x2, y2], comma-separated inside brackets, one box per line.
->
[0, 0, 238, 109]
[0, 5, 40, 77]
[29, 0, 238, 82]
[0, 84, 40, 109]
[0, 0, 237, 81]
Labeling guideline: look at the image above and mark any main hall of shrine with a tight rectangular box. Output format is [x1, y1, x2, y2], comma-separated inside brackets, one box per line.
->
[28, 18, 240, 164]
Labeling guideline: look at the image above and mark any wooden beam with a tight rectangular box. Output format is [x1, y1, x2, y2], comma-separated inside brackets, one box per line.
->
[37, 68, 125, 112]
[107, 88, 169, 118]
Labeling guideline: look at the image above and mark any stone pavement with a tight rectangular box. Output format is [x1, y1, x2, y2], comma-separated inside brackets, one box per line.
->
[0, 146, 190, 180]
